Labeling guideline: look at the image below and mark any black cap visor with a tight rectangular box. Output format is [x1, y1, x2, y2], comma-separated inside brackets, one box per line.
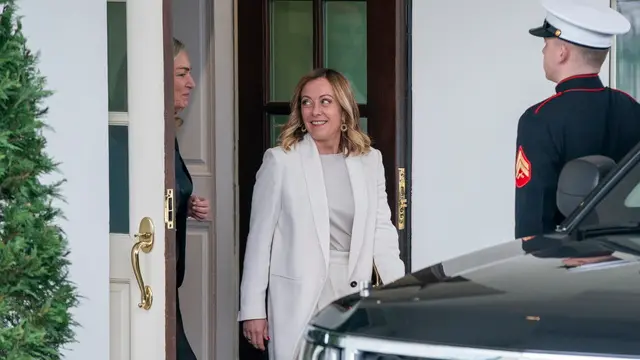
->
[529, 20, 559, 38]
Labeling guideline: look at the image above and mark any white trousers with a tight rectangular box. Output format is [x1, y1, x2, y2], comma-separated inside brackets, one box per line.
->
[293, 250, 352, 360]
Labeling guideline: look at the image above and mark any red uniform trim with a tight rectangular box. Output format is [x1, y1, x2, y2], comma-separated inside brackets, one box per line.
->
[611, 88, 637, 101]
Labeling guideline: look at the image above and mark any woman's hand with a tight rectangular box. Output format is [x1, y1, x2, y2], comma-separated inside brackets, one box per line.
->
[243, 318, 269, 351]
[188, 196, 210, 221]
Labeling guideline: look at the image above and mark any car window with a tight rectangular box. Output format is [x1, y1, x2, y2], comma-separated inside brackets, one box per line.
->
[624, 182, 640, 208]
[582, 159, 640, 226]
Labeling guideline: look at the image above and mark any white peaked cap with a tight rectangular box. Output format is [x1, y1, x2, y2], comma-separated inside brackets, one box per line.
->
[529, 0, 632, 49]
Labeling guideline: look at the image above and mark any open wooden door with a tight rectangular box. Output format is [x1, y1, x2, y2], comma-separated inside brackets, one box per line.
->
[237, 0, 412, 358]
[107, 0, 177, 358]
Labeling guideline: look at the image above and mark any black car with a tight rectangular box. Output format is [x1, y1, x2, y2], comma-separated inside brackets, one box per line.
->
[298, 142, 640, 359]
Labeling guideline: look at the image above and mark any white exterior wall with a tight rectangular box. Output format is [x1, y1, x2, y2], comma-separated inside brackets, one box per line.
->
[20, 0, 110, 359]
[410, 0, 610, 271]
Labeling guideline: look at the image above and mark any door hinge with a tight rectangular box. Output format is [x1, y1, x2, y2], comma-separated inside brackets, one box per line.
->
[164, 188, 175, 230]
[397, 168, 408, 230]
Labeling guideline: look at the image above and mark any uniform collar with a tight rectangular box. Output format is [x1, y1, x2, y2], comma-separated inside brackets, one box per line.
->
[555, 73, 604, 93]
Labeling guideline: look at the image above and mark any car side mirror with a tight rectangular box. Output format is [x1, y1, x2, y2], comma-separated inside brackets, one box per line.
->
[557, 155, 616, 217]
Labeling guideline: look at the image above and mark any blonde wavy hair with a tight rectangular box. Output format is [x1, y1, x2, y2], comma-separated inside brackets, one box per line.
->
[278, 68, 371, 156]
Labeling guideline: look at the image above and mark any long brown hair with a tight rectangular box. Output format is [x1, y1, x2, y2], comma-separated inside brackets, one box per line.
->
[278, 68, 371, 156]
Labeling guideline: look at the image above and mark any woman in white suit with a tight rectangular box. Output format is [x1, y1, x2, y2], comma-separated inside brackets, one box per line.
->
[239, 68, 405, 359]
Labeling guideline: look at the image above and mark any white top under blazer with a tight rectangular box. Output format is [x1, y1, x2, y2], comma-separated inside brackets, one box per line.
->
[321, 153, 354, 251]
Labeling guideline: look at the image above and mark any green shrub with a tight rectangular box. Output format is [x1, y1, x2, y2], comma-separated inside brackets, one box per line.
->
[0, 0, 79, 358]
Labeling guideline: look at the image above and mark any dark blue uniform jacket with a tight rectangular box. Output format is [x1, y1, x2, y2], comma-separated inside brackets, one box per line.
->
[514, 73, 640, 239]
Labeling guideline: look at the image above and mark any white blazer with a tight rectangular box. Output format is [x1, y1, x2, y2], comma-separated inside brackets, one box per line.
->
[239, 134, 405, 360]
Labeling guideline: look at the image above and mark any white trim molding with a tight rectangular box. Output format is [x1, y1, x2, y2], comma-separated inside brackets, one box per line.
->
[108, 112, 129, 126]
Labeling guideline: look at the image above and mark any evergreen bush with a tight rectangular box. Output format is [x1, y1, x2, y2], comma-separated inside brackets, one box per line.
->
[0, 0, 79, 358]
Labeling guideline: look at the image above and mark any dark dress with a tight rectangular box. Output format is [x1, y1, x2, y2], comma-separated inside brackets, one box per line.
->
[175, 139, 197, 360]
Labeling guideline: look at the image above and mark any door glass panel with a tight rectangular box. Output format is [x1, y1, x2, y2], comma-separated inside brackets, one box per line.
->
[107, 2, 128, 112]
[270, 0, 313, 102]
[616, 0, 640, 99]
[107, 1, 129, 234]
[359, 117, 368, 134]
[324, 1, 367, 103]
[109, 125, 129, 234]
[270, 114, 290, 147]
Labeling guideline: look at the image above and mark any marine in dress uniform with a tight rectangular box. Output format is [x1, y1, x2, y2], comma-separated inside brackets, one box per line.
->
[514, 0, 640, 239]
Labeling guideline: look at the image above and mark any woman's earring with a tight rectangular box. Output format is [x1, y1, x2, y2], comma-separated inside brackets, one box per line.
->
[301, 125, 307, 133]
[340, 123, 348, 132]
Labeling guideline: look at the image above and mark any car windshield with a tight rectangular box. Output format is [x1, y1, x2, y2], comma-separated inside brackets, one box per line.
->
[578, 154, 640, 230]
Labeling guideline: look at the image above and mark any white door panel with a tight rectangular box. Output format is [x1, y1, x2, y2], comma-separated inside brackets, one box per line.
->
[172, 1, 215, 358]
[171, 0, 238, 358]
[108, 0, 168, 358]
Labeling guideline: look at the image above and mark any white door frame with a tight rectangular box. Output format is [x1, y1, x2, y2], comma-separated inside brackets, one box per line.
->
[208, 0, 239, 358]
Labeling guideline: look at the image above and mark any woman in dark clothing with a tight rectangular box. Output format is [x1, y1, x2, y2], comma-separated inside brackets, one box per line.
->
[173, 37, 210, 360]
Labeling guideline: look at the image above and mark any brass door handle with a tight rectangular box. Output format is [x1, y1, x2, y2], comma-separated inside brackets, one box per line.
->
[131, 217, 155, 310]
